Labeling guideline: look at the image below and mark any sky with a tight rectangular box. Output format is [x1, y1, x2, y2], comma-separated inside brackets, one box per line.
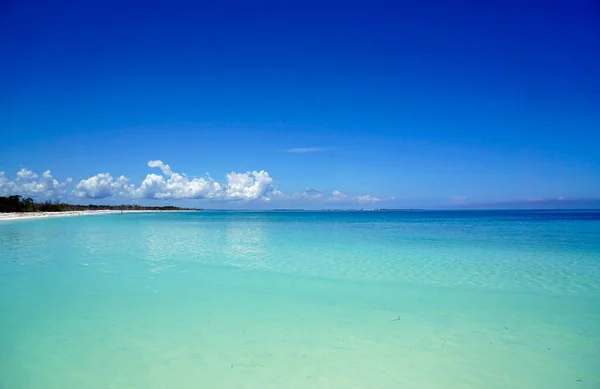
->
[1, 0, 599, 209]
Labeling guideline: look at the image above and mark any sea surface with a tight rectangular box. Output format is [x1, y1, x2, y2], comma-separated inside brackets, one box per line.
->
[0, 210, 599, 388]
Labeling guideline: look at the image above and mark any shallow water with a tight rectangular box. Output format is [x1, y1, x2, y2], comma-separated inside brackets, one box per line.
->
[1, 211, 599, 388]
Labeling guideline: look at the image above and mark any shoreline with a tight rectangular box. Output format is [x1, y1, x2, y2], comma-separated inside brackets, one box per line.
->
[0, 210, 194, 222]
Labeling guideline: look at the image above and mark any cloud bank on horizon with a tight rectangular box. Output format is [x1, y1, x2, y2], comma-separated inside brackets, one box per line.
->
[0, 161, 386, 205]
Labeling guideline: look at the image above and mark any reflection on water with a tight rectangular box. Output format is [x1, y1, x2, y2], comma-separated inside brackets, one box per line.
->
[139, 222, 215, 274]
[224, 221, 268, 270]
[138, 219, 270, 274]
[141, 225, 178, 274]
[2, 213, 600, 295]
[0, 222, 56, 264]
[135, 219, 270, 273]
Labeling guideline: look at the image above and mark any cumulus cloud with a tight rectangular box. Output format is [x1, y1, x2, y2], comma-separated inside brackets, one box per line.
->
[271, 189, 286, 198]
[147, 160, 173, 176]
[76, 173, 134, 198]
[73, 161, 278, 202]
[137, 172, 222, 200]
[291, 188, 323, 200]
[17, 168, 38, 180]
[355, 195, 382, 204]
[330, 190, 350, 202]
[328, 190, 387, 204]
[224, 170, 274, 201]
[0, 168, 71, 199]
[1, 161, 390, 206]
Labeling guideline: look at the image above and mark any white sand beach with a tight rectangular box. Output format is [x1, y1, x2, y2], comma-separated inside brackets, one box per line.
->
[0, 210, 191, 221]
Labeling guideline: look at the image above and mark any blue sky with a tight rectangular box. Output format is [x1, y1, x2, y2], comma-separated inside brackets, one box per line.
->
[1, 0, 599, 208]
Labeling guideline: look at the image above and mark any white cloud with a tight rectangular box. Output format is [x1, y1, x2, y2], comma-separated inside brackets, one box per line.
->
[136, 172, 222, 200]
[224, 170, 274, 201]
[73, 161, 278, 202]
[0, 172, 14, 193]
[291, 188, 323, 200]
[76, 173, 134, 198]
[16, 168, 38, 180]
[271, 189, 286, 198]
[285, 147, 336, 153]
[330, 190, 350, 202]
[328, 191, 386, 204]
[355, 195, 382, 204]
[0, 169, 71, 199]
[2, 161, 390, 206]
[147, 160, 173, 176]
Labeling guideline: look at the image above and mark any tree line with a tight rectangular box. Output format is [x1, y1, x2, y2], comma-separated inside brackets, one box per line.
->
[0, 195, 199, 213]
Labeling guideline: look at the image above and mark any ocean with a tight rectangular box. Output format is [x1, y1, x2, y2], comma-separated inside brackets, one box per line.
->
[0, 210, 598, 388]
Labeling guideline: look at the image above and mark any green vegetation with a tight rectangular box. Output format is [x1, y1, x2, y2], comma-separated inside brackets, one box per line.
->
[0, 195, 199, 213]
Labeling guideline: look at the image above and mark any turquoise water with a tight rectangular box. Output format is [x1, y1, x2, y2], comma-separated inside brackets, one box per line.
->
[1, 211, 599, 388]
